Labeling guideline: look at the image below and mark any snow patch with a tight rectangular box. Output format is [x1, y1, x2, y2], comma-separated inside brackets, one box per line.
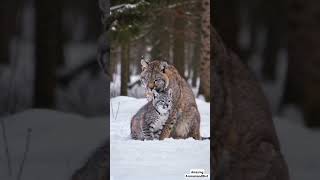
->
[0, 109, 107, 180]
[110, 96, 210, 179]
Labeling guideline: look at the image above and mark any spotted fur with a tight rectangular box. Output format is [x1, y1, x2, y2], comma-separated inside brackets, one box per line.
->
[140, 59, 201, 140]
[131, 89, 173, 140]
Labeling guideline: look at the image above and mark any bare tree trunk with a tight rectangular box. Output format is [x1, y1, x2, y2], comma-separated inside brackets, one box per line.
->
[120, 43, 130, 96]
[261, 0, 286, 81]
[282, 0, 320, 127]
[0, 0, 22, 64]
[151, 13, 170, 60]
[0, 4, 10, 64]
[191, 44, 199, 87]
[173, 7, 185, 78]
[52, 0, 65, 67]
[198, 0, 210, 101]
[86, 0, 101, 42]
[213, 0, 240, 54]
[191, 1, 201, 87]
[185, 42, 193, 80]
[34, 0, 63, 108]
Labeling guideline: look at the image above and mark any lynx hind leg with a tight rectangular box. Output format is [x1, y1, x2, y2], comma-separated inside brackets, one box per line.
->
[191, 127, 201, 140]
[189, 122, 201, 140]
[189, 107, 201, 140]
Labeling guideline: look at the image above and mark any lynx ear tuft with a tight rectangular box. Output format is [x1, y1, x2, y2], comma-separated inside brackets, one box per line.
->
[160, 61, 168, 73]
[141, 59, 149, 70]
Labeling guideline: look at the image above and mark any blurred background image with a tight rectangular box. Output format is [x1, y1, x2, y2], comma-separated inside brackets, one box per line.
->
[214, 0, 320, 180]
[0, 0, 107, 179]
[0, 0, 107, 117]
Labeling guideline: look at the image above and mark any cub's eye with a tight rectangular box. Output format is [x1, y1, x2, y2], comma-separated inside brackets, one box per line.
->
[155, 78, 161, 82]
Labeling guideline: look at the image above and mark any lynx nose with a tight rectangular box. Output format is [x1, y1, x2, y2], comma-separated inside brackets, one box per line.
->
[148, 82, 155, 90]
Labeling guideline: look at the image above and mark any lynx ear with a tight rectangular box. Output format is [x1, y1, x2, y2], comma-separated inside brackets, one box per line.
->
[168, 89, 173, 98]
[163, 74, 169, 89]
[160, 61, 168, 73]
[141, 59, 149, 70]
[152, 89, 159, 97]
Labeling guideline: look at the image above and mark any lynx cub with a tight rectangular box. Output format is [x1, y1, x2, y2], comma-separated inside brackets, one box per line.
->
[131, 89, 173, 140]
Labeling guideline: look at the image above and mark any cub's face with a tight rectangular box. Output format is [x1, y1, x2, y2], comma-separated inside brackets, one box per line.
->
[140, 60, 169, 100]
[152, 89, 173, 114]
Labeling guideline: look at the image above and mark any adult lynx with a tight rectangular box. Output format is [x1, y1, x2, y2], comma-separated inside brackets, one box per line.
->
[212, 27, 289, 180]
[140, 59, 201, 139]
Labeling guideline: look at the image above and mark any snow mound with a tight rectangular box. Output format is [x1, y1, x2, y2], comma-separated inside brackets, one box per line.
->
[274, 106, 320, 180]
[110, 96, 210, 180]
[0, 109, 107, 180]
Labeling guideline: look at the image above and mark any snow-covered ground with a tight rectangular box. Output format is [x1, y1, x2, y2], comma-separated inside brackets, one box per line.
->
[110, 96, 210, 180]
[0, 109, 107, 180]
[0, 99, 318, 180]
[274, 106, 320, 180]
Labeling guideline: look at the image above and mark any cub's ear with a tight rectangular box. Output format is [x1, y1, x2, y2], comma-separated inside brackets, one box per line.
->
[141, 59, 149, 70]
[168, 88, 173, 98]
[160, 61, 168, 73]
[152, 89, 159, 97]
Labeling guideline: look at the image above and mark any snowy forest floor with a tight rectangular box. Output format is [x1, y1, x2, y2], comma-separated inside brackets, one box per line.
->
[0, 109, 107, 180]
[274, 106, 320, 180]
[0, 98, 319, 180]
[110, 96, 210, 180]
